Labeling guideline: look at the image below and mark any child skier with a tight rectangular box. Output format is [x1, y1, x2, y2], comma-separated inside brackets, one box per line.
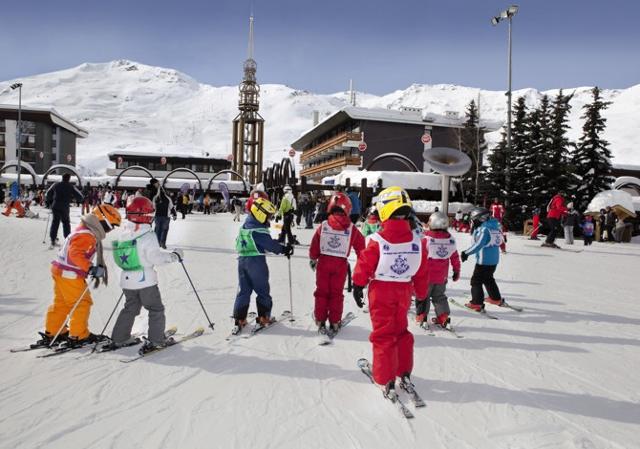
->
[309, 192, 365, 335]
[232, 197, 294, 333]
[581, 215, 595, 246]
[415, 212, 461, 328]
[361, 206, 381, 237]
[34, 204, 122, 348]
[106, 196, 183, 353]
[352, 186, 429, 395]
[461, 207, 504, 311]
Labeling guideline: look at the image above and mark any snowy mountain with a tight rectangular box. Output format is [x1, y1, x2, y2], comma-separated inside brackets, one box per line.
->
[0, 60, 638, 174]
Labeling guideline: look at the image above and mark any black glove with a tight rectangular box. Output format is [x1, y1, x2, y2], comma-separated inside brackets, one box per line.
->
[452, 271, 460, 282]
[283, 244, 294, 259]
[461, 251, 468, 263]
[275, 215, 281, 223]
[353, 285, 365, 309]
[309, 260, 318, 271]
[88, 265, 105, 279]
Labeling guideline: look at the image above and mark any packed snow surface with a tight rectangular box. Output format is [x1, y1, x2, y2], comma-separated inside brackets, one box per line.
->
[0, 60, 638, 174]
[1, 209, 640, 449]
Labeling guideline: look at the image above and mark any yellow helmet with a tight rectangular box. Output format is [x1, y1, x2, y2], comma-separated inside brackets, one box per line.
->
[251, 197, 277, 224]
[375, 186, 412, 222]
[92, 204, 122, 230]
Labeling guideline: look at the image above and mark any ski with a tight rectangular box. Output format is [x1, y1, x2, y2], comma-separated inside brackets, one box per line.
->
[10, 343, 59, 353]
[37, 337, 110, 358]
[428, 321, 464, 338]
[497, 301, 523, 312]
[242, 311, 291, 339]
[398, 377, 426, 407]
[226, 312, 257, 341]
[99, 326, 178, 353]
[120, 327, 204, 363]
[525, 244, 583, 254]
[449, 298, 499, 320]
[320, 312, 357, 345]
[357, 358, 414, 419]
[408, 311, 436, 336]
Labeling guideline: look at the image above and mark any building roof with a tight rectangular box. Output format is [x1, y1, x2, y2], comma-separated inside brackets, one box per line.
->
[107, 150, 228, 161]
[291, 106, 474, 151]
[0, 104, 88, 138]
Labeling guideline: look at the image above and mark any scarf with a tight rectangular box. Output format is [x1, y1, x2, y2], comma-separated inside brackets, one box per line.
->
[328, 213, 352, 231]
[81, 214, 108, 287]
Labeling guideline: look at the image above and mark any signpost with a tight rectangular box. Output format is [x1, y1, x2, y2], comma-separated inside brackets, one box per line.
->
[421, 133, 432, 144]
[288, 148, 296, 158]
[358, 142, 367, 152]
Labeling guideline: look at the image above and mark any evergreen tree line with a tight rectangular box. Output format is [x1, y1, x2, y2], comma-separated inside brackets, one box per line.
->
[458, 86, 614, 229]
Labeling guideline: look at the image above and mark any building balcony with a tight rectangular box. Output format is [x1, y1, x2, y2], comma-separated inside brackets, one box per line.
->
[300, 132, 362, 164]
[300, 155, 362, 178]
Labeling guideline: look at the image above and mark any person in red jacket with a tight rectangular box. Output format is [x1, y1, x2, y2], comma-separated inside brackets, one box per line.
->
[415, 212, 461, 328]
[352, 186, 429, 396]
[490, 198, 505, 222]
[309, 192, 365, 335]
[543, 192, 568, 248]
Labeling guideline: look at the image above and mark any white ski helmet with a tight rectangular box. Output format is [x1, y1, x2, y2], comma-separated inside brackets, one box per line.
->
[283, 185, 292, 193]
[428, 211, 449, 230]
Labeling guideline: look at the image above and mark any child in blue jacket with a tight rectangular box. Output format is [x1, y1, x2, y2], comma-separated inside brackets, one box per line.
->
[460, 207, 504, 311]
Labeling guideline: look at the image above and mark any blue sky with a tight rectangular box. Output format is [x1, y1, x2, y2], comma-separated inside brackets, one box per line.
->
[0, 0, 637, 94]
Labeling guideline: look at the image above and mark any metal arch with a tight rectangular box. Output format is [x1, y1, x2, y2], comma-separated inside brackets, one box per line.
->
[364, 152, 420, 172]
[114, 165, 154, 188]
[40, 164, 84, 189]
[279, 157, 296, 187]
[0, 160, 38, 186]
[206, 169, 250, 193]
[162, 168, 203, 191]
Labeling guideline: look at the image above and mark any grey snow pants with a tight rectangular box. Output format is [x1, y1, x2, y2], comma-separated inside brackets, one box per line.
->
[416, 283, 450, 317]
[111, 285, 166, 345]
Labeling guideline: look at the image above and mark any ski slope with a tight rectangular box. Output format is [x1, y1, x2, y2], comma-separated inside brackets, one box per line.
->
[1, 210, 639, 449]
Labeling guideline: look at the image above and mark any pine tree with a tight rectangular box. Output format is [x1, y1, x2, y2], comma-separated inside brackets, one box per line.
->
[459, 99, 488, 203]
[525, 95, 554, 211]
[571, 86, 614, 211]
[481, 131, 507, 204]
[547, 90, 574, 195]
[505, 96, 530, 227]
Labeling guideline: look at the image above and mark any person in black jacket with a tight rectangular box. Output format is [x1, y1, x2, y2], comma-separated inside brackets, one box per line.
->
[153, 184, 177, 249]
[45, 173, 84, 247]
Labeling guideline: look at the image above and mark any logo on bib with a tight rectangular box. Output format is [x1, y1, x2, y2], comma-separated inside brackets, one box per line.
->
[435, 245, 449, 258]
[390, 255, 410, 275]
[412, 243, 419, 252]
[383, 244, 390, 251]
[328, 235, 341, 249]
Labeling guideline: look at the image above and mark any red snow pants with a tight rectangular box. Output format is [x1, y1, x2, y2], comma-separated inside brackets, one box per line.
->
[368, 279, 414, 385]
[314, 256, 348, 325]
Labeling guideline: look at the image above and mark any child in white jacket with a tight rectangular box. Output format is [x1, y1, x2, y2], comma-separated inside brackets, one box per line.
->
[108, 196, 182, 353]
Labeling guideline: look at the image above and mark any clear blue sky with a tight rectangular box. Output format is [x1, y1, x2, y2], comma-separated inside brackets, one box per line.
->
[1, 0, 637, 94]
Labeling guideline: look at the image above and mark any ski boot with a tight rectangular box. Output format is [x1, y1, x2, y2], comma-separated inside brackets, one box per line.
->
[464, 302, 484, 312]
[485, 297, 505, 306]
[138, 336, 175, 355]
[62, 333, 108, 349]
[100, 336, 141, 352]
[329, 322, 341, 334]
[231, 318, 248, 336]
[257, 315, 275, 327]
[381, 380, 397, 400]
[415, 300, 428, 325]
[398, 373, 415, 392]
[31, 331, 68, 348]
[432, 313, 450, 328]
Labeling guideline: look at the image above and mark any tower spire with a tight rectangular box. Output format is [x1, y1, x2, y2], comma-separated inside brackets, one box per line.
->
[247, 15, 254, 60]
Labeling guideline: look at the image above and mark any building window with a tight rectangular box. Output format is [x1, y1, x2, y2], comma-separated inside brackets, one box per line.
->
[0, 134, 4, 146]
[0, 119, 5, 132]
[21, 149, 36, 163]
[0, 147, 5, 162]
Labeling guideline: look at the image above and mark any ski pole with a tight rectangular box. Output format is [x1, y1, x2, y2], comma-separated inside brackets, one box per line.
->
[347, 262, 353, 293]
[49, 283, 92, 347]
[287, 256, 295, 322]
[90, 292, 125, 354]
[178, 259, 215, 330]
[42, 212, 51, 244]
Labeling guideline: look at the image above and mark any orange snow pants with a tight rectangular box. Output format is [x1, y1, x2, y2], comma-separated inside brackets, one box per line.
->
[368, 280, 414, 385]
[2, 201, 25, 217]
[45, 272, 93, 339]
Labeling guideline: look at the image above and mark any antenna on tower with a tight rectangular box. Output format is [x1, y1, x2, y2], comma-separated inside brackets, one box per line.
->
[248, 15, 255, 60]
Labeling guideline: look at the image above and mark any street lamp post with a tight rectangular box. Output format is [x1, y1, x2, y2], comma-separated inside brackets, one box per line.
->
[491, 5, 518, 200]
[10, 82, 23, 196]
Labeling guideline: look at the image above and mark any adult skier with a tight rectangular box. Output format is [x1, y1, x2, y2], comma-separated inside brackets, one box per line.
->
[152, 183, 177, 249]
[107, 197, 183, 353]
[415, 212, 461, 328]
[347, 188, 362, 224]
[45, 173, 84, 248]
[277, 185, 299, 245]
[309, 192, 365, 334]
[352, 186, 429, 395]
[34, 204, 121, 348]
[232, 197, 294, 332]
[542, 191, 568, 248]
[461, 207, 504, 312]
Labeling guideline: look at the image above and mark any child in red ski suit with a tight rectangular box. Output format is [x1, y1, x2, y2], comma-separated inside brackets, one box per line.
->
[309, 192, 365, 333]
[352, 186, 428, 393]
[415, 212, 461, 328]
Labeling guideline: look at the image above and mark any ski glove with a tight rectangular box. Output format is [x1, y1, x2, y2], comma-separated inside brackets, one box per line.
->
[283, 244, 294, 259]
[309, 259, 318, 271]
[452, 271, 460, 282]
[353, 285, 365, 308]
[172, 249, 184, 262]
[275, 215, 281, 223]
[460, 251, 468, 262]
[88, 265, 106, 279]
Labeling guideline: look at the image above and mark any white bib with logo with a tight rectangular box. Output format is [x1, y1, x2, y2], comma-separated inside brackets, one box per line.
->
[427, 236, 456, 260]
[487, 229, 503, 247]
[319, 221, 352, 258]
[370, 233, 422, 282]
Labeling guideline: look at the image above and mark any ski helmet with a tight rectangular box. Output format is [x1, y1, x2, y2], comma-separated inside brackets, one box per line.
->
[327, 192, 352, 216]
[375, 186, 412, 222]
[283, 185, 292, 193]
[126, 196, 155, 224]
[428, 211, 449, 230]
[251, 197, 277, 224]
[92, 204, 121, 230]
[468, 207, 491, 226]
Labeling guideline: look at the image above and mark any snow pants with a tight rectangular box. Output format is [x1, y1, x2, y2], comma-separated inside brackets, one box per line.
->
[278, 212, 295, 245]
[111, 285, 166, 345]
[469, 264, 501, 305]
[46, 273, 93, 339]
[368, 280, 414, 385]
[564, 225, 574, 244]
[50, 208, 71, 244]
[154, 216, 171, 247]
[545, 218, 560, 244]
[2, 200, 25, 218]
[234, 256, 272, 320]
[313, 256, 348, 325]
[531, 215, 540, 239]
[417, 283, 450, 317]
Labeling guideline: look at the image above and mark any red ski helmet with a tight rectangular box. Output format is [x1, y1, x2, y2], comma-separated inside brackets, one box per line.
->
[126, 196, 155, 224]
[327, 192, 352, 216]
[245, 190, 269, 212]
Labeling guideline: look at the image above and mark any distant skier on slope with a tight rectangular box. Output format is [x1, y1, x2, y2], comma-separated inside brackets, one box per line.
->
[352, 186, 429, 395]
[232, 197, 293, 333]
[276, 185, 299, 245]
[309, 192, 365, 336]
[460, 207, 505, 312]
[106, 196, 183, 353]
[542, 191, 568, 248]
[415, 211, 461, 328]
[33, 205, 121, 348]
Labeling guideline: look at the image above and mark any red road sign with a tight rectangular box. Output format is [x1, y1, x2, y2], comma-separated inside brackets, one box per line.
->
[288, 148, 296, 158]
[358, 142, 367, 152]
[421, 133, 432, 144]
[160, 156, 167, 165]
[227, 154, 234, 162]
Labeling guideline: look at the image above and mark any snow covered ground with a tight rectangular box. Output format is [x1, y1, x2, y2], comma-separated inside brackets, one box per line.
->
[1, 209, 639, 449]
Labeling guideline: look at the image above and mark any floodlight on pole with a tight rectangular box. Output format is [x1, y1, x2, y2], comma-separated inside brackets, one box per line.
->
[491, 5, 518, 205]
[10, 82, 23, 195]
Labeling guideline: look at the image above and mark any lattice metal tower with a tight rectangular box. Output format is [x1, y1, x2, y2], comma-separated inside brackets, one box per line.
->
[232, 15, 264, 184]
